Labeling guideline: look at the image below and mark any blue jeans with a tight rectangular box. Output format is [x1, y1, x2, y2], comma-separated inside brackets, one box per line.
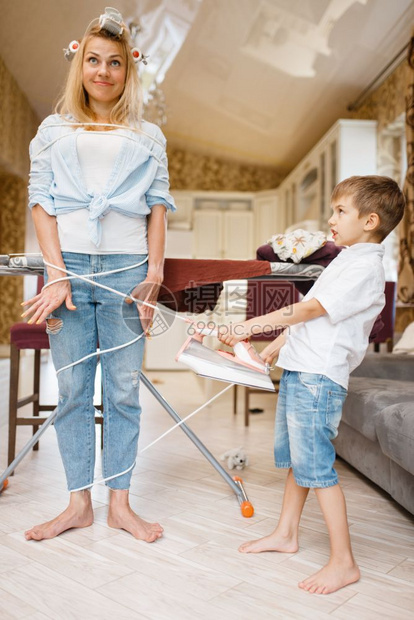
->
[274, 370, 348, 488]
[45, 253, 148, 491]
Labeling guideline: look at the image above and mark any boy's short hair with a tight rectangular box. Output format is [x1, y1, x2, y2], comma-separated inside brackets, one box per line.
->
[332, 175, 405, 241]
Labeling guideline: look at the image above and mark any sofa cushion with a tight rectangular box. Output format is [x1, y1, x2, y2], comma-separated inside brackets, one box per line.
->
[351, 353, 414, 381]
[342, 377, 414, 442]
[376, 402, 414, 476]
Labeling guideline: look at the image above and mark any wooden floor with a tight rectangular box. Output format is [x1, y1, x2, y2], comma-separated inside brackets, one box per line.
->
[0, 354, 413, 620]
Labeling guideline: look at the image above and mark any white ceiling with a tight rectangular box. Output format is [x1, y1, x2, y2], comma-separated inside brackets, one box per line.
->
[0, 0, 413, 176]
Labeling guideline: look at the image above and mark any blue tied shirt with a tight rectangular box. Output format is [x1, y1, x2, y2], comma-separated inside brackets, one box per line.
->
[28, 114, 176, 247]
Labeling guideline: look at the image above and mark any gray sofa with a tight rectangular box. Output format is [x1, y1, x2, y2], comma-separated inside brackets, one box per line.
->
[333, 354, 414, 515]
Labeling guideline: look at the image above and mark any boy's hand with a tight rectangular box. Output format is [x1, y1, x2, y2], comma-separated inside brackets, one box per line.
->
[217, 322, 251, 347]
[260, 332, 286, 365]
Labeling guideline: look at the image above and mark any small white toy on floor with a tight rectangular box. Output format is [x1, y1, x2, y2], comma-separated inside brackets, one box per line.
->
[221, 447, 249, 470]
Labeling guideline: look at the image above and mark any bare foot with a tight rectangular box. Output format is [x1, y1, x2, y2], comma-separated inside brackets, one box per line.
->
[298, 560, 360, 594]
[25, 491, 93, 541]
[239, 530, 298, 554]
[107, 489, 163, 542]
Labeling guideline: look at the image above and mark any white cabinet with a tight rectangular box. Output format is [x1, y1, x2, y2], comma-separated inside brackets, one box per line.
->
[168, 191, 194, 226]
[144, 317, 189, 370]
[193, 194, 255, 259]
[278, 119, 377, 230]
[166, 191, 194, 258]
[166, 229, 194, 258]
[170, 191, 265, 259]
[193, 209, 223, 258]
[169, 190, 283, 259]
[253, 190, 283, 247]
[223, 211, 254, 259]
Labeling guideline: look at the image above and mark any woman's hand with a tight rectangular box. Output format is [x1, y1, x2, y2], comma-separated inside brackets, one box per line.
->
[217, 322, 252, 347]
[127, 277, 162, 335]
[21, 275, 76, 324]
[260, 331, 287, 365]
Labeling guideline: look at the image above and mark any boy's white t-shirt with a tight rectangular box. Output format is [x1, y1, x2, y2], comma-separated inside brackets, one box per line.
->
[277, 243, 386, 389]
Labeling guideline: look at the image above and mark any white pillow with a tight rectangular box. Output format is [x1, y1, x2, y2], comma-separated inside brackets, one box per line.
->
[268, 229, 327, 264]
[393, 321, 414, 355]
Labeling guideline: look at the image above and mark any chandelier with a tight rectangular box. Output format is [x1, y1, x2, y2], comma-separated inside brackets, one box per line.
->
[127, 18, 166, 126]
[127, 1, 202, 127]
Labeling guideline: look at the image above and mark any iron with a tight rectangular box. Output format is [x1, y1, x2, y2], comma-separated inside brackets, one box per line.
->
[176, 329, 275, 391]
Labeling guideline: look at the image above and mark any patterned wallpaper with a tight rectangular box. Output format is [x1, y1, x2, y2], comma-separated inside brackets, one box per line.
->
[349, 61, 408, 131]
[0, 57, 39, 179]
[166, 146, 283, 192]
[0, 55, 39, 346]
[0, 175, 27, 345]
[350, 57, 414, 328]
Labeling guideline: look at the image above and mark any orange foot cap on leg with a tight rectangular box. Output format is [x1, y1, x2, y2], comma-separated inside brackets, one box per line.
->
[241, 501, 254, 518]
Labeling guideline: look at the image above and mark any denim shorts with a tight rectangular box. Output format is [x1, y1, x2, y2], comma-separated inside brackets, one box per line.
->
[274, 370, 348, 488]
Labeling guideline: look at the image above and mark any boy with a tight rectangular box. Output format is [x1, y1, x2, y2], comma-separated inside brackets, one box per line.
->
[218, 176, 405, 594]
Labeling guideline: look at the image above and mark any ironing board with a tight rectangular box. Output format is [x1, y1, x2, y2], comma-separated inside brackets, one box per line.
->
[0, 254, 324, 286]
[0, 254, 323, 515]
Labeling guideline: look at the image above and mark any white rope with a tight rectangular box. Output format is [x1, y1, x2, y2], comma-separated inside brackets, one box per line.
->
[35, 259, 238, 490]
[33, 131, 163, 165]
[140, 383, 233, 453]
[56, 332, 146, 375]
[42, 258, 150, 289]
[43, 259, 180, 321]
[33, 121, 165, 162]
[38, 121, 165, 147]
[70, 383, 233, 492]
[42, 257, 152, 374]
[70, 461, 137, 493]
[24, 122, 244, 490]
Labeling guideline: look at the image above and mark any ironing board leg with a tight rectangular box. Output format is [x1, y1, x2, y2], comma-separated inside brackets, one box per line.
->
[0, 410, 58, 493]
[1, 374, 255, 518]
[140, 373, 254, 517]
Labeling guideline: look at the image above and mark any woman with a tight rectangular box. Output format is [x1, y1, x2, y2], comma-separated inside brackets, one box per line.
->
[22, 10, 175, 541]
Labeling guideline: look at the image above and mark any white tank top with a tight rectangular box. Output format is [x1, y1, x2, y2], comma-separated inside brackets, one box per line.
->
[57, 131, 148, 254]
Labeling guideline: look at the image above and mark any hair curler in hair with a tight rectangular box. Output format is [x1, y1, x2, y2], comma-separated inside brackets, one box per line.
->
[99, 7, 124, 37]
[131, 47, 148, 65]
[63, 40, 80, 61]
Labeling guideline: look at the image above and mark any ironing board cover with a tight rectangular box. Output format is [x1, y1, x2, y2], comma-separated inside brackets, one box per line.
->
[0, 255, 322, 313]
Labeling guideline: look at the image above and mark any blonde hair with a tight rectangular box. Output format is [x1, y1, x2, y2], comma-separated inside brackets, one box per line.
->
[332, 175, 405, 241]
[55, 24, 142, 126]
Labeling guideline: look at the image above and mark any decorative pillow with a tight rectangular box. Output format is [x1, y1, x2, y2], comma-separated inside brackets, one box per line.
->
[268, 229, 327, 264]
[393, 321, 414, 355]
